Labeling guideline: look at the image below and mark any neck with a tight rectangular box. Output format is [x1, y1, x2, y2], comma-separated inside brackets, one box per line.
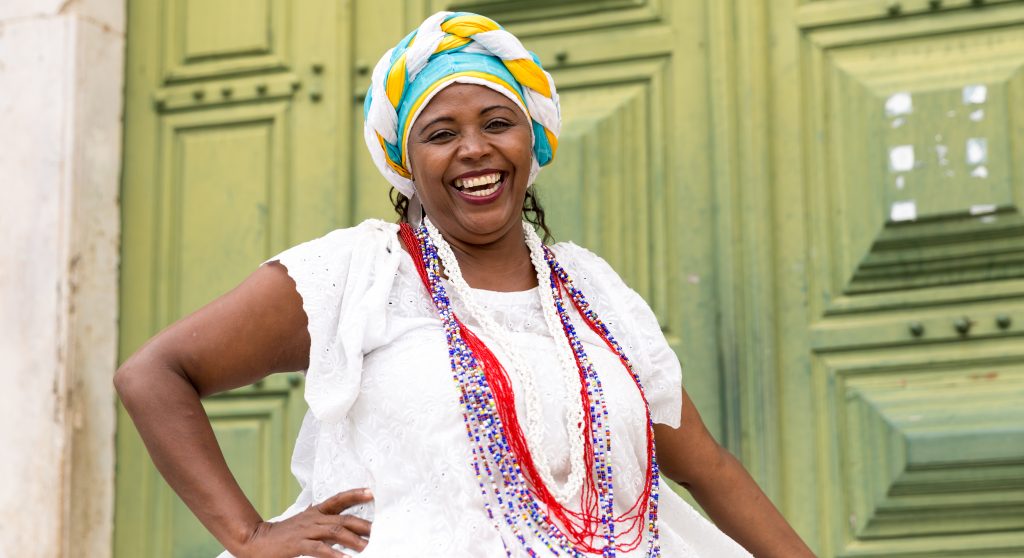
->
[437, 221, 538, 292]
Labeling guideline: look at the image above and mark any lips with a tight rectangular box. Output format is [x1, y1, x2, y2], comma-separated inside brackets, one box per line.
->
[450, 170, 507, 204]
[450, 170, 507, 205]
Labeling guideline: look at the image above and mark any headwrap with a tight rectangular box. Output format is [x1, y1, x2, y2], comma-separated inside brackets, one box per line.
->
[363, 11, 561, 219]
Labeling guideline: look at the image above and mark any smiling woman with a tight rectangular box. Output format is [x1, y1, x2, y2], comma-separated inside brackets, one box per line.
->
[113, 10, 813, 558]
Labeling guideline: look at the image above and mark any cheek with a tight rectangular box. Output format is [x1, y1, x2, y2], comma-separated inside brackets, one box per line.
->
[510, 131, 534, 169]
[409, 146, 447, 184]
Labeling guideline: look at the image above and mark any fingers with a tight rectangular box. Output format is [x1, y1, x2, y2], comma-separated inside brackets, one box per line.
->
[303, 489, 373, 555]
[309, 515, 371, 551]
[310, 526, 368, 553]
[244, 510, 370, 558]
[299, 539, 349, 558]
[315, 514, 371, 538]
[315, 488, 374, 515]
[341, 515, 372, 538]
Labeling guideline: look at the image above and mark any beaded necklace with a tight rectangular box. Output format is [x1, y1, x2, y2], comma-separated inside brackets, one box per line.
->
[424, 218, 587, 504]
[399, 220, 661, 557]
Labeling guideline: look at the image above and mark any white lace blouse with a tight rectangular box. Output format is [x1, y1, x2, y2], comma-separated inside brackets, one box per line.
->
[217, 219, 750, 558]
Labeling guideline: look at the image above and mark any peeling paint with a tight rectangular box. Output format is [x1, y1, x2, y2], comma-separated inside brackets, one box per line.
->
[971, 166, 989, 179]
[895, 175, 906, 190]
[885, 92, 913, 117]
[935, 144, 949, 166]
[970, 109, 985, 122]
[963, 84, 987, 105]
[970, 204, 996, 215]
[889, 145, 915, 172]
[890, 200, 917, 222]
[966, 138, 988, 165]
[980, 215, 998, 224]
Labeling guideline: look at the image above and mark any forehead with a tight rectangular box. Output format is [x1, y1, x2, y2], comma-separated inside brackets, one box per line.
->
[414, 83, 522, 125]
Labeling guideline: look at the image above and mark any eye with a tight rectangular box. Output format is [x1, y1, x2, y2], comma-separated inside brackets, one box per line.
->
[426, 130, 455, 142]
[485, 119, 513, 131]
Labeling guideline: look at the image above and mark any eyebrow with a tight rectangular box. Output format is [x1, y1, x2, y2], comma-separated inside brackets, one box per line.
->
[417, 104, 515, 133]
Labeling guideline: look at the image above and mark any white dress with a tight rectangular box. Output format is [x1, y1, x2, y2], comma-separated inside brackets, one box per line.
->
[217, 219, 751, 558]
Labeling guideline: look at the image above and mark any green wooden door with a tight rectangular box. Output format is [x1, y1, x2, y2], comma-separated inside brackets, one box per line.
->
[738, 2, 1024, 556]
[115, 0, 351, 555]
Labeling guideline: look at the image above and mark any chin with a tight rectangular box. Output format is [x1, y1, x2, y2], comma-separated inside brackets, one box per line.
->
[448, 204, 524, 242]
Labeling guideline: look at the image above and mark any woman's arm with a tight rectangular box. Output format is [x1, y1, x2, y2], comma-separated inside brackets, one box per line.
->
[654, 389, 815, 558]
[114, 262, 370, 557]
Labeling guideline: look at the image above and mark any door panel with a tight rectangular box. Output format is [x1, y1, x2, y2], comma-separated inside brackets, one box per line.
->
[764, 1, 1024, 556]
[116, 0, 345, 555]
[161, 106, 286, 316]
[828, 346, 1024, 541]
[810, 20, 1024, 304]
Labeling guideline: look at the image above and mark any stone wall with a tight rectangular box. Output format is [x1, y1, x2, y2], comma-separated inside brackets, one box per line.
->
[0, 0, 123, 556]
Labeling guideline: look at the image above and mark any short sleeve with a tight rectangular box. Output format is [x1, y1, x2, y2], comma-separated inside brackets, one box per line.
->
[617, 283, 684, 428]
[265, 219, 401, 424]
[553, 243, 683, 428]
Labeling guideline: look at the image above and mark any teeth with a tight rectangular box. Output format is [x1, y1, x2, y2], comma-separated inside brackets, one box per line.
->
[455, 172, 502, 189]
[464, 183, 501, 197]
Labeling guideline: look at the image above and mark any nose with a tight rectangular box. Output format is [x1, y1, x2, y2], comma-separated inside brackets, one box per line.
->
[456, 128, 491, 161]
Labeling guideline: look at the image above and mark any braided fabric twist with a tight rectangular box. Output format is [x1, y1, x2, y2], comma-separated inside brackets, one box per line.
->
[363, 11, 561, 199]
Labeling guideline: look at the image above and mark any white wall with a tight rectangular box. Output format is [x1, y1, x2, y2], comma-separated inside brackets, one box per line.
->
[0, 0, 123, 556]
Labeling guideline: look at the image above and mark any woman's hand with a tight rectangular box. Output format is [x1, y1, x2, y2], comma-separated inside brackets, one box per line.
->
[235, 489, 374, 558]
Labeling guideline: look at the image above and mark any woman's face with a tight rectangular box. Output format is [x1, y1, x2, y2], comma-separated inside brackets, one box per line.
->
[407, 83, 534, 246]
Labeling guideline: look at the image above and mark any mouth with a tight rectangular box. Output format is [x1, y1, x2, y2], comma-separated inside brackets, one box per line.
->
[450, 171, 507, 203]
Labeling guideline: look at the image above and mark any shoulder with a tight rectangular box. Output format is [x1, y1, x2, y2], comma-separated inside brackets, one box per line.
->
[264, 218, 402, 317]
[285, 219, 398, 254]
[549, 241, 629, 291]
[550, 240, 602, 268]
[329, 218, 399, 240]
[548, 240, 653, 330]
[269, 219, 399, 266]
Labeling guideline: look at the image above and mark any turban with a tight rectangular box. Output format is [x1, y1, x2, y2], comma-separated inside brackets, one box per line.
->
[363, 11, 561, 210]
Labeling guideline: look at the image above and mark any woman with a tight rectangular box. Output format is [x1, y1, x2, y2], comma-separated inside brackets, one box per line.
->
[115, 11, 814, 558]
